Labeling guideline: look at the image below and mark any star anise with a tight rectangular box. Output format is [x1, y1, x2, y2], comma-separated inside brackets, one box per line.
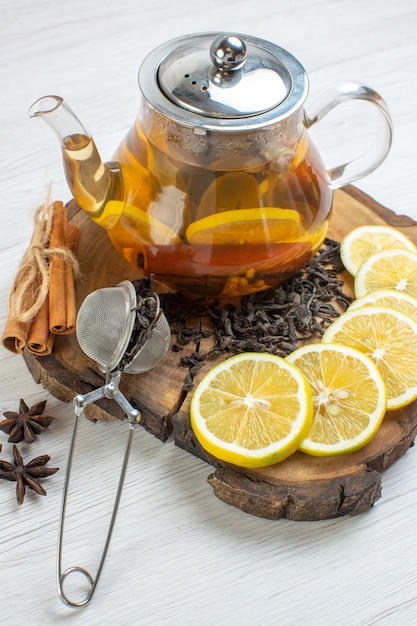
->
[0, 399, 55, 444]
[0, 445, 59, 505]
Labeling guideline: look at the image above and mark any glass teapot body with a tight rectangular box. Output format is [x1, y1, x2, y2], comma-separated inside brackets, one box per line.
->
[108, 98, 332, 298]
[30, 32, 392, 298]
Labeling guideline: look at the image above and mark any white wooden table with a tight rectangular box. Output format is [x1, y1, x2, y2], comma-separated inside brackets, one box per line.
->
[1, 1, 417, 624]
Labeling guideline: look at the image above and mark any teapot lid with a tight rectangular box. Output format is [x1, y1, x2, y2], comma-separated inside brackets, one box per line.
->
[139, 32, 308, 131]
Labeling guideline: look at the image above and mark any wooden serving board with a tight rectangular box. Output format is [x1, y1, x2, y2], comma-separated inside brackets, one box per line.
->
[23, 186, 417, 521]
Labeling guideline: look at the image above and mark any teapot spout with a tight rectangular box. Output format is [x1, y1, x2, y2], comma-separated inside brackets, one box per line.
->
[29, 96, 123, 223]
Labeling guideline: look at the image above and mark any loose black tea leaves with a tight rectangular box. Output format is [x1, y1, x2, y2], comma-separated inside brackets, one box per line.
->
[117, 278, 160, 371]
[160, 239, 352, 390]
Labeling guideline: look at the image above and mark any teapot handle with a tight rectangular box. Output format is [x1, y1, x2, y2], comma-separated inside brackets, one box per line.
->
[304, 81, 393, 189]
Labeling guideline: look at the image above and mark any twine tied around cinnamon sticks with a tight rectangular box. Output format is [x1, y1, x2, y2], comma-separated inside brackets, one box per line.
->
[2, 200, 81, 356]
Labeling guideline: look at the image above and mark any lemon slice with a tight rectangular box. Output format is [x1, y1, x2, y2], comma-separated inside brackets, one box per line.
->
[286, 344, 386, 456]
[195, 172, 261, 221]
[340, 225, 417, 276]
[103, 201, 182, 245]
[190, 352, 313, 468]
[322, 306, 417, 409]
[349, 289, 417, 323]
[354, 248, 417, 299]
[186, 208, 300, 246]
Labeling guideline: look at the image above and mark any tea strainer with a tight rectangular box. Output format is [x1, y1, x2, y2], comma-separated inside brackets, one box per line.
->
[57, 280, 170, 608]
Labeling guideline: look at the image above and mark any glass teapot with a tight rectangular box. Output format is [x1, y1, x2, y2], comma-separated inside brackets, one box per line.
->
[29, 32, 392, 298]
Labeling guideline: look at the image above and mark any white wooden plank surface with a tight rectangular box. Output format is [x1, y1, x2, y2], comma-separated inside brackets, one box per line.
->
[1, 1, 417, 624]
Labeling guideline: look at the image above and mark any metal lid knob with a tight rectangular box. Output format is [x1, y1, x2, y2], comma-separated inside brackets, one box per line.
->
[209, 35, 247, 72]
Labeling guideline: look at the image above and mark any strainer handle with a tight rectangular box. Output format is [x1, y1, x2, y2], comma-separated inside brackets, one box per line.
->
[57, 374, 140, 608]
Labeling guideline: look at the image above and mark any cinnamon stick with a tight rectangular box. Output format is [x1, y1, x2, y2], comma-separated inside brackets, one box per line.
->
[1, 273, 37, 354]
[48, 206, 80, 334]
[60, 223, 81, 335]
[27, 294, 55, 356]
[1, 315, 31, 354]
[48, 201, 68, 334]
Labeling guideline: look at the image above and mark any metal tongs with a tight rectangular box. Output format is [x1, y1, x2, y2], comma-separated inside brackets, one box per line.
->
[57, 281, 170, 607]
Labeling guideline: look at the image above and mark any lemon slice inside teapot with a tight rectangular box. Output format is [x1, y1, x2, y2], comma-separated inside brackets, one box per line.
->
[186, 207, 300, 245]
[99, 201, 182, 245]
